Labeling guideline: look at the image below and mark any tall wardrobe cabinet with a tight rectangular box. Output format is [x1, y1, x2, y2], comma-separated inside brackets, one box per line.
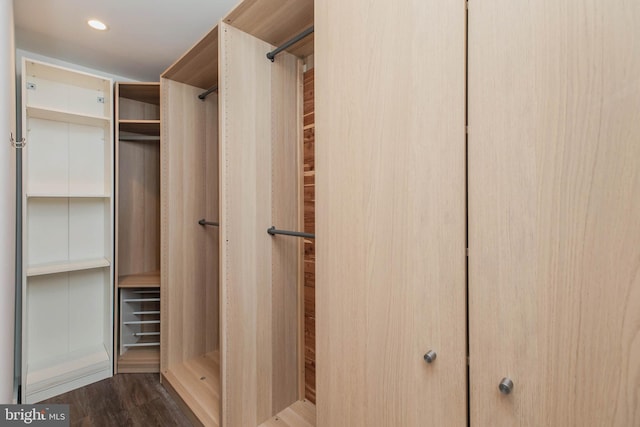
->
[315, 1, 467, 426]
[20, 59, 114, 403]
[468, 0, 640, 425]
[316, 0, 640, 426]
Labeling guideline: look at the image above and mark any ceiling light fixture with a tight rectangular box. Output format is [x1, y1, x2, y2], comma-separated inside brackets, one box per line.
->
[88, 19, 108, 31]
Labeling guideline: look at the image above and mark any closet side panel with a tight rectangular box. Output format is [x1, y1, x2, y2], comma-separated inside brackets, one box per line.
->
[271, 52, 303, 414]
[468, 1, 640, 425]
[160, 79, 216, 370]
[205, 95, 220, 353]
[219, 22, 300, 426]
[315, 1, 467, 426]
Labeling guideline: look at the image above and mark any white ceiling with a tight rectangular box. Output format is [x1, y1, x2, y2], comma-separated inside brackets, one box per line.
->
[14, 0, 239, 81]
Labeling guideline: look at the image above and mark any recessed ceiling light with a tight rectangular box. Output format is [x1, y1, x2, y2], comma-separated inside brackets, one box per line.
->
[88, 19, 108, 31]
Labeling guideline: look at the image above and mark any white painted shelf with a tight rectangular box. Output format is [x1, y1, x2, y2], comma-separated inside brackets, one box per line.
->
[27, 194, 111, 199]
[26, 105, 110, 128]
[26, 258, 111, 277]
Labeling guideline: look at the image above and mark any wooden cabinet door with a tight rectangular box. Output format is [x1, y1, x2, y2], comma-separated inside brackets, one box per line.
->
[315, 1, 467, 426]
[469, 1, 640, 425]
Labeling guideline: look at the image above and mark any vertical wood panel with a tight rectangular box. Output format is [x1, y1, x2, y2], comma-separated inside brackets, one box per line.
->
[117, 141, 160, 276]
[315, 1, 467, 426]
[220, 22, 301, 426]
[160, 79, 218, 372]
[205, 97, 220, 354]
[271, 51, 302, 414]
[469, 1, 640, 425]
[220, 24, 272, 426]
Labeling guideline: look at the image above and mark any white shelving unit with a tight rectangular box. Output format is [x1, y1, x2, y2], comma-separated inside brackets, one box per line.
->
[21, 58, 114, 403]
[119, 289, 160, 354]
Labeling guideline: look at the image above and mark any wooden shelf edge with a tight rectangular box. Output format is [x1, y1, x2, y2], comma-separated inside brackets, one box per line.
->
[117, 347, 160, 373]
[118, 271, 161, 288]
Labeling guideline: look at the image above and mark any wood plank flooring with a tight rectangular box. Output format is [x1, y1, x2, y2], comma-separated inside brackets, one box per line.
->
[42, 373, 192, 427]
[258, 400, 316, 427]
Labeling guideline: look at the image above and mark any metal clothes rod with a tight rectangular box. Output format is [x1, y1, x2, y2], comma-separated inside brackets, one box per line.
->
[198, 84, 218, 100]
[199, 219, 219, 227]
[267, 226, 315, 239]
[266, 26, 314, 62]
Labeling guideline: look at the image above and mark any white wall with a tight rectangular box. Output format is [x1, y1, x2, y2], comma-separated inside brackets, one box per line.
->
[0, 0, 16, 404]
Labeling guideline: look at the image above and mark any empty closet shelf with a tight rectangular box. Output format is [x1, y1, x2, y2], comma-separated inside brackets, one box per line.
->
[132, 311, 160, 315]
[123, 298, 160, 303]
[123, 320, 160, 325]
[118, 120, 160, 136]
[27, 258, 110, 276]
[133, 332, 160, 336]
[27, 106, 110, 127]
[123, 342, 160, 348]
[118, 271, 160, 288]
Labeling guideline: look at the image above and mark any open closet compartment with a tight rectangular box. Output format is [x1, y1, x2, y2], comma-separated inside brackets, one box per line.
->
[114, 82, 160, 373]
[160, 26, 221, 427]
[219, 0, 314, 425]
[114, 82, 161, 373]
[21, 58, 114, 403]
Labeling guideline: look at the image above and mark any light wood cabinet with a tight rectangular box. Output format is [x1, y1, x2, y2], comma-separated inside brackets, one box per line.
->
[315, 1, 467, 426]
[468, 0, 640, 425]
[160, 1, 312, 425]
[315, 0, 640, 426]
[21, 58, 114, 403]
[160, 31, 220, 426]
[114, 82, 161, 373]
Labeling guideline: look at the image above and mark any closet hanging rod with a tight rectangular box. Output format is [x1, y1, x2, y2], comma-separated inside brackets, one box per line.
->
[198, 84, 218, 100]
[267, 226, 315, 239]
[266, 26, 314, 62]
[199, 219, 219, 227]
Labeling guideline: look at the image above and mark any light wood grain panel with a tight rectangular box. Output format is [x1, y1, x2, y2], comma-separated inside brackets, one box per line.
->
[468, 1, 640, 425]
[162, 351, 221, 427]
[223, 0, 313, 58]
[117, 347, 160, 373]
[160, 79, 219, 375]
[118, 271, 160, 288]
[271, 47, 302, 415]
[162, 28, 219, 90]
[119, 100, 160, 121]
[119, 121, 161, 136]
[119, 83, 161, 106]
[219, 23, 273, 426]
[205, 94, 220, 355]
[117, 141, 160, 276]
[315, 0, 467, 426]
[259, 400, 316, 427]
[219, 22, 301, 426]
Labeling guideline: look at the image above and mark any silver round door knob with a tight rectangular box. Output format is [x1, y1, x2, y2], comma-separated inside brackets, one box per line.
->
[423, 350, 437, 364]
[499, 377, 514, 394]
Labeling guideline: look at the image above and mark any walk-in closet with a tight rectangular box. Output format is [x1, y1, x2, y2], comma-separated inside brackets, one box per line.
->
[4, 0, 639, 426]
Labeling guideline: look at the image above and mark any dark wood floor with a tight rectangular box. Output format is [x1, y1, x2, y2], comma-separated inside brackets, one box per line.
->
[42, 374, 193, 427]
